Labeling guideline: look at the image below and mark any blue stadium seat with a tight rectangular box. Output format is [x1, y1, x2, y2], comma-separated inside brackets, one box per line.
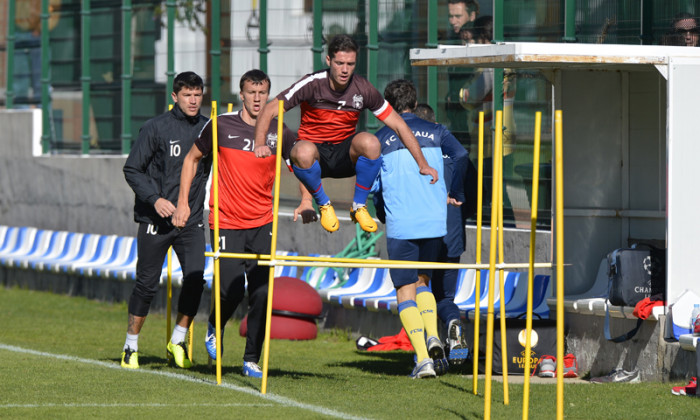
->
[15, 230, 69, 269]
[338, 268, 394, 308]
[95, 237, 137, 277]
[0, 226, 10, 251]
[455, 269, 490, 309]
[461, 271, 520, 314]
[317, 267, 363, 301]
[67, 234, 118, 274]
[366, 288, 397, 312]
[500, 274, 551, 318]
[466, 273, 551, 319]
[72, 235, 125, 276]
[31, 232, 80, 270]
[0, 226, 22, 255]
[5, 229, 56, 267]
[41, 233, 96, 272]
[303, 265, 340, 290]
[0, 227, 38, 265]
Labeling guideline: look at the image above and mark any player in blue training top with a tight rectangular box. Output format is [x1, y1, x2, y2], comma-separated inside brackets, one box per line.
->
[373, 79, 469, 378]
[414, 103, 473, 367]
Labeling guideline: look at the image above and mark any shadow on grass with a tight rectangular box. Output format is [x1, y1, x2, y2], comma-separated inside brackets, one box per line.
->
[108, 354, 169, 369]
[440, 378, 477, 395]
[334, 351, 417, 376]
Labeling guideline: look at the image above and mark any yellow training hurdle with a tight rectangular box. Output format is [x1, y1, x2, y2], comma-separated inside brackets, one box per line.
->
[174, 99, 566, 420]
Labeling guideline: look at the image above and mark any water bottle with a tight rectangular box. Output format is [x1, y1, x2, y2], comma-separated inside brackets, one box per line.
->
[692, 304, 700, 336]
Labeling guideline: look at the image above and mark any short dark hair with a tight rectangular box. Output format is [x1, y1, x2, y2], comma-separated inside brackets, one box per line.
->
[173, 71, 204, 94]
[414, 103, 436, 123]
[327, 34, 358, 59]
[383, 79, 417, 114]
[472, 15, 493, 44]
[240, 69, 271, 91]
[448, 0, 480, 15]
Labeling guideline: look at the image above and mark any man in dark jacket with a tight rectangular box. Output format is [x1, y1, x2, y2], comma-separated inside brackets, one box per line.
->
[121, 71, 210, 370]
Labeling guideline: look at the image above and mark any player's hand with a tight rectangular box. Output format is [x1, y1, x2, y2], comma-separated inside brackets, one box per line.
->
[172, 205, 190, 228]
[420, 166, 439, 184]
[254, 144, 272, 158]
[447, 196, 463, 207]
[154, 198, 176, 219]
[294, 200, 318, 224]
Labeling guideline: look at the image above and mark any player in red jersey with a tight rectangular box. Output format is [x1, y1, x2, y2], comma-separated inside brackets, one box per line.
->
[253, 34, 438, 233]
[173, 69, 295, 378]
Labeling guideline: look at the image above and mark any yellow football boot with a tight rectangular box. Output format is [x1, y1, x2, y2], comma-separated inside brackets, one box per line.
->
[350, 206, 377, 232]
[121, 347, 139, 369]
[319, 203, 339, 232]
[166, 341, 192, 369]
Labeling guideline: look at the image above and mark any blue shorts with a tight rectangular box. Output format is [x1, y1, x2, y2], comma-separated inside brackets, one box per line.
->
[387, 237, 443, 287]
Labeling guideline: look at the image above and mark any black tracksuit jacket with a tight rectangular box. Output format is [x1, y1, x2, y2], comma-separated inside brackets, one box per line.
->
[123, 105, 210, 229]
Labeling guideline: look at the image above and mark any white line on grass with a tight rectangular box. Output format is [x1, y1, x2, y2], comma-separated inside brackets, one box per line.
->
[0, 343, 368, 420]
[2, 403, 275, 408]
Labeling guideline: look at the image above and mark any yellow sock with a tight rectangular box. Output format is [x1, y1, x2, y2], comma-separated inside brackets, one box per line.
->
[416, 286, 439, 339]
[398, 300, 429, 362]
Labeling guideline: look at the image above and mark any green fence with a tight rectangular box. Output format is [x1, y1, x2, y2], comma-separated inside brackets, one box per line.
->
[3, 0, 700, 226]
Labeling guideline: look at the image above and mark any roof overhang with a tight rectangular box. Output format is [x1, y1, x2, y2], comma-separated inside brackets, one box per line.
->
[410, 42, 700, 73]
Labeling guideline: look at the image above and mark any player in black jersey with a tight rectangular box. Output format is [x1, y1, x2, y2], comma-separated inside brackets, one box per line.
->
[120, 71, 210, 370]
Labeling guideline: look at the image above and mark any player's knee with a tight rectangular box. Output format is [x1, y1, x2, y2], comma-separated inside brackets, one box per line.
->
[249, 284, 269, 305]
[128, 292, 153, 317]
[352, 132, 381, 158]
[132, 278, 160, 302]
[181, 272, 205, 294]
[290, 140, 318, 167]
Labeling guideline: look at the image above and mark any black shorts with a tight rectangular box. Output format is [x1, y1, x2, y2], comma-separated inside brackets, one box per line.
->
[210, 224, 272, 298]
[316, 134, 357, 179]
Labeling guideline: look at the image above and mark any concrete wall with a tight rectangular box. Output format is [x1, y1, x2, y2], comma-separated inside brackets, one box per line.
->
[0, 110, 134, 236]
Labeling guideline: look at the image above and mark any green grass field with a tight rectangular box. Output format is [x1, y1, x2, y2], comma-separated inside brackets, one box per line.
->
[1, 286, 697, 419]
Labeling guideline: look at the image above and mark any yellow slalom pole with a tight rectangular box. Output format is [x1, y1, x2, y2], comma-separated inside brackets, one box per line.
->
[484, 110, 503, 420]
[261, 100, 285, 394]
[227, 103, 233, 113]
[473, 111, 485, 394]
[522, 111, 542, 420]
[210, 101, 222, 385]
[166, 102, 174, 361]
[187, 322, 194, 361]
[555, 110, 565, 420]
[497, 132, 509, 405]
[166, 246, 172, 359]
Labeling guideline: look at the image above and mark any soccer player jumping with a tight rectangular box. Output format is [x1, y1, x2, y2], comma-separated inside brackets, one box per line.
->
[253, 34, 438, 233]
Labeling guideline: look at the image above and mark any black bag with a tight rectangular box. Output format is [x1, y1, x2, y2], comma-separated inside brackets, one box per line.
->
[466, 316, 558, 375]
[604, 244, 665, 342]
[607, 244, 665, 307]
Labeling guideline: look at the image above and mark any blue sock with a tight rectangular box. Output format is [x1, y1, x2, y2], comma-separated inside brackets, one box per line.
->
[293, 162, 330, 206]
[352, 156, 382, 208]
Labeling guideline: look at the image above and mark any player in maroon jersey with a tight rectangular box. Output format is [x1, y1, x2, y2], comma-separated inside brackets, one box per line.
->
[173, 69, 295, 378]
[253, 34, 438, 233]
